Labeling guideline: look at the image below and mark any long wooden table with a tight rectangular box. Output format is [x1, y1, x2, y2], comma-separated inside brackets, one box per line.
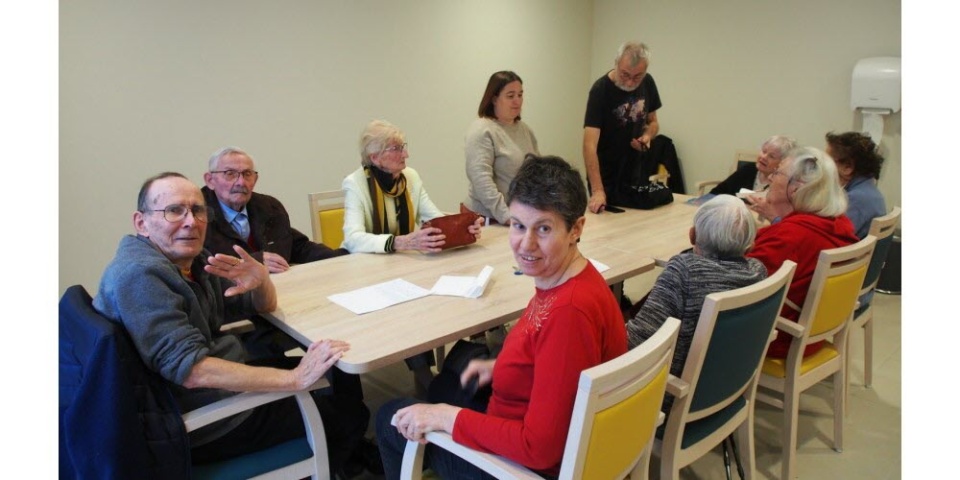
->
[264, 194, 698, 374]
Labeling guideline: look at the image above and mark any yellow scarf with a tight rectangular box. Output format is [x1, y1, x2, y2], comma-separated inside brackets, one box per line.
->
[366, 167, 415, 235]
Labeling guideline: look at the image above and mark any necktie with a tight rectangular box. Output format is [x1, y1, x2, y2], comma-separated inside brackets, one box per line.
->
[232, 212, 250, 239]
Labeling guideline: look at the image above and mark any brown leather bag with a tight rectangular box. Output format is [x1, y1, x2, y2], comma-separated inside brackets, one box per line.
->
[421, 204, 482, 250]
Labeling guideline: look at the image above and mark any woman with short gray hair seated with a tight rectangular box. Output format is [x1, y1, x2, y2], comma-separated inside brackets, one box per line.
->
[709, 135, 797, 196]
[627, 194, 767, 384]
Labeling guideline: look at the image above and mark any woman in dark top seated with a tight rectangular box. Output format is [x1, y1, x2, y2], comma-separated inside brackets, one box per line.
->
[710, 135, 797, 196]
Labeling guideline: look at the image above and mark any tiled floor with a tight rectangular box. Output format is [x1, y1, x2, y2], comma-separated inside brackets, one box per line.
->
[353, 270, 901, 479]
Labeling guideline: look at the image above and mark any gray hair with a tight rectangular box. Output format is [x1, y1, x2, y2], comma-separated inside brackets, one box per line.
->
[137, 172, 189, 212]
[615, 42, 651, 67]
[207, 146, 251, 171]
[782, 147, 848, 217]
[693, 194, 756, 258]
[358, 120, 405, 167]
[761, 135, 798, 160]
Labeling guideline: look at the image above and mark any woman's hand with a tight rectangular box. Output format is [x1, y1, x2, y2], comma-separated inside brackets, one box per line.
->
[749, 194, 788, 223]
[461, 359, 496, 389]
[392, 403, 462, 444]
[395, 227, 446, 253]
[468, 216, 484, 240]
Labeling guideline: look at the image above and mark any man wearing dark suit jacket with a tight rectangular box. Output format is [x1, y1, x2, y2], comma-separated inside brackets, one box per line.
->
[202, 146, 347, 272]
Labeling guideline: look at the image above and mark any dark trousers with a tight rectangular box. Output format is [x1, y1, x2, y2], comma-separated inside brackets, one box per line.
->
[190, 357, 369, 475]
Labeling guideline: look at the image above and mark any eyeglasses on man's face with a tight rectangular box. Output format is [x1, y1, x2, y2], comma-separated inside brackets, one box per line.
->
[210, 169, 258, 182]
[143, 204, 214, 223]
[383, 143, 408, 154]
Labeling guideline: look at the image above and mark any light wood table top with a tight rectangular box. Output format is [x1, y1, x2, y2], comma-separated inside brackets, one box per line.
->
[264, 194, 698, 374]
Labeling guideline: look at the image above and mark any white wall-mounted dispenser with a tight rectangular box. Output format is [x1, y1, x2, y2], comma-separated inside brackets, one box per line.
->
[850, 56, 901, 145]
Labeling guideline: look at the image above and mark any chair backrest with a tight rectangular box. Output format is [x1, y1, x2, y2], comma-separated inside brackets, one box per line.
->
[59, 285, 190, 479]
[558, 318, 681, 480]
[734, 150, 758, 172]
[679, 261, 796, 422]
[308, 190, 346, 248]
[800, 236, 876, 340]
[860, 206, 901, 295]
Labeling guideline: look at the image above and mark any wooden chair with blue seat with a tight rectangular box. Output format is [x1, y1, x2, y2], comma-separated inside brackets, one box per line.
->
[756, 235, 876, 480]
[397, 317, 682, 480]
[655, 261, 796, 480]
[58, 284, 332, 480]
[309, 190, 346, 249]
[847, 206, 900, 389]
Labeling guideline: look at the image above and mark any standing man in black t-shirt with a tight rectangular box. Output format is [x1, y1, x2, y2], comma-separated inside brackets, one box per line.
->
[582, 42, 662, 213]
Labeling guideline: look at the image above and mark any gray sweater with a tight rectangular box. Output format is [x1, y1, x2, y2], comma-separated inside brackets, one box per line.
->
[627, 252, 767, 379]
[94, 235, 256, 443]
[463, 117, 539, 223]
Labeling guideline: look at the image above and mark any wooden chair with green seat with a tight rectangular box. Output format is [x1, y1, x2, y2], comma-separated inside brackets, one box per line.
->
[695, 150, 758, 196]
[756, 235, 876, 480]
[309, 190, 346, 249]
[59, 285, 333, 480]
[398, 317, 682, 480]
[847, 206, 900, 389]
[656, 261, 796, 480]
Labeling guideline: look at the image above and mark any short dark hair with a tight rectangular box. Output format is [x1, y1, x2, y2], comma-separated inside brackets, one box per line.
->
[137, 172, 188, 212]
[825, 131, 884, 180]
[477, 71, 523, 119]
[507, 154, 587, 229]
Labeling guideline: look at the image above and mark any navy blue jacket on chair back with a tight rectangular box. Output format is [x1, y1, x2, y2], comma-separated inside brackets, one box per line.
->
[59, 285, 190, 479]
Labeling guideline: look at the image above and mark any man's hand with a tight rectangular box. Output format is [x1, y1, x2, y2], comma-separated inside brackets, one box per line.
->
[588, 190, 607, 214]
[396, 227, 446, 253]
[460, 358, 496, 389]
[392, 403, 462, 444]
[262, 252, 291, 273]
[292, 339, 350, 390]
[205, 245, 270, 297]
[631, 134, 653, 151]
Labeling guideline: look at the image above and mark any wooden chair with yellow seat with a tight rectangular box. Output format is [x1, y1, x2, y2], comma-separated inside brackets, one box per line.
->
[656, 261, 796, 480]
[847, 206, 900, 389]
[308, 190, 346, 249]
[755, 235, 876, 480]
[695, 150, 758, 196]
[397, 317, 682, 480]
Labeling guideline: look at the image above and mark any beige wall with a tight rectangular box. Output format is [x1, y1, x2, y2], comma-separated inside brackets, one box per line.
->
[60, 0, 901, 294]
[60, 0, 594, 293]
[592, 0, 901, 206]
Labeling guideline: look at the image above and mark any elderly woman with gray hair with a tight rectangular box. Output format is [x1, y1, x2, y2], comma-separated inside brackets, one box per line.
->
[627, 195, 767, 382]
[709, 135, 798, 196]
[342, 119, 483, 254]
[746, 147, 858, 358]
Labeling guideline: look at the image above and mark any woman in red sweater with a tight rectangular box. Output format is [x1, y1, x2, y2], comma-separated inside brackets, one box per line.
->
[376, 155, 628, 479]
[746, 146, 859, 358]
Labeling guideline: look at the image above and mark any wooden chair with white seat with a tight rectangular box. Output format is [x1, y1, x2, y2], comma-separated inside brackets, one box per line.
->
[756, 235, 876, 480]
[398, 318, 682, 480]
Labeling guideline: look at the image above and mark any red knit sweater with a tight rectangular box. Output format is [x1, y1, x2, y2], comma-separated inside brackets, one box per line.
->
[748, 212, 858, 358]
[451, 263, 627, 476]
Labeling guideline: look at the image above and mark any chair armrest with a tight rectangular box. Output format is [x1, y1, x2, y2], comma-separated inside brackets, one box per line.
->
[695, 180, 720, 196]
[773, 316, 805, 338]
[182, 378, 330, 432]
[666, 374, 689, 399]
[421, 431, 544, 480]
[220, 319, 255, 335]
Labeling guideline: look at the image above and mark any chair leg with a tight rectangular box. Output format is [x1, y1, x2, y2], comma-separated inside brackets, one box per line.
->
[632, 437, 653, 480]
[729, 435, 746, 480]
[863, 318, 874, 387]
[734, 415, 755, 480]
[781, 387, 799, 480]
[722, 438, 732, 480]
[833, 369, 845, 453]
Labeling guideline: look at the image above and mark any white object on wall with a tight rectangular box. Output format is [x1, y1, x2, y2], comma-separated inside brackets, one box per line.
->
[850, 57, 901, 146]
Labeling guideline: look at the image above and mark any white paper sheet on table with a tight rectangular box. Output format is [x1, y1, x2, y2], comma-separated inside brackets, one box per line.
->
[328, 278, 431, 315]
[431, 265, 494, 298]
[589, 258, 610, 273]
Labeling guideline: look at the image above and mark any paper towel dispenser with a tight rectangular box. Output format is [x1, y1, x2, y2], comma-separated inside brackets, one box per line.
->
[850, 57, 901, 113]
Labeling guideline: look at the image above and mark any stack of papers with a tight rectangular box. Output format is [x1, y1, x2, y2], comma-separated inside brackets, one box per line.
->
[328, 265, 494, 315]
